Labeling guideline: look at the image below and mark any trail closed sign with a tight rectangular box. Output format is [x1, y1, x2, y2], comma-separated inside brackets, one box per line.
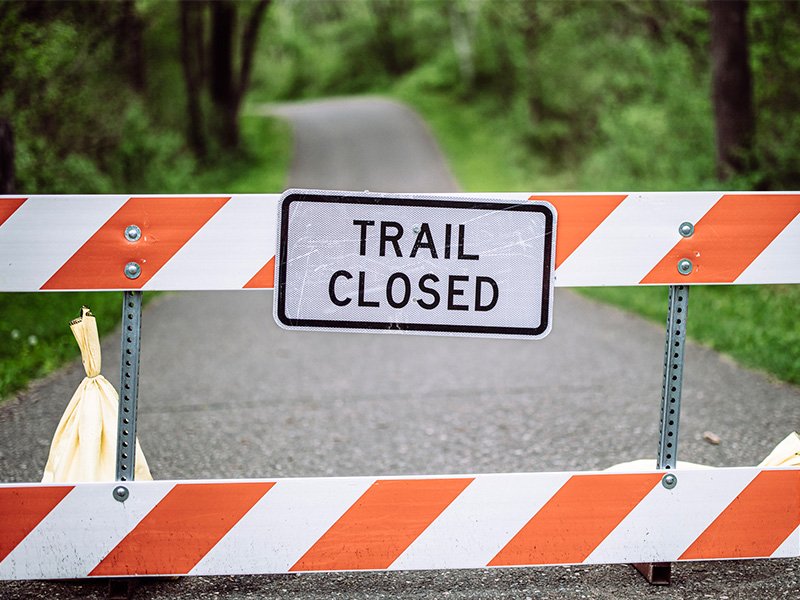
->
[274, 190, 556, 339]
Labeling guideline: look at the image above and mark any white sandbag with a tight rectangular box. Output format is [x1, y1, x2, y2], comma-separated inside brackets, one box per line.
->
[42, 306, 152, 482]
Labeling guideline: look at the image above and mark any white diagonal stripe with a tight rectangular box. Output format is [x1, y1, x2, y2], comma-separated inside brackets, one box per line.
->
[144, 195, 279, 290]
[554, 192, 721, 286]
[585, 468, 757, 564]
[0, 196, 126, 291]
[390, 472, 571, 570]
[190, 477, 373, 576]
[0, 482, 173, 579]
[736, 213, 800, 284]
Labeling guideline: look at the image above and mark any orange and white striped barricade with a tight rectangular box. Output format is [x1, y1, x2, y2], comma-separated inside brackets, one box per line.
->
[0, 192, 798, 584]
[1, 469, 797, 580]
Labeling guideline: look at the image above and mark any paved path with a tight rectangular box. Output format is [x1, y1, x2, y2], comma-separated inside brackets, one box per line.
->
[1, 97, 797, 598]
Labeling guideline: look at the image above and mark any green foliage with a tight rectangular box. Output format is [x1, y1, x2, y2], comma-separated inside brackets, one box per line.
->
[0, 2, 197, 194]
[254, 0, 797, 192]
[0, 0, 290, 400]
[0, 115, 291, 401]
[748, 1, 800, 188]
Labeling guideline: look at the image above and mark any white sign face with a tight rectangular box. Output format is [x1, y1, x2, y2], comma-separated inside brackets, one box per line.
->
[274, 190, 556, 339]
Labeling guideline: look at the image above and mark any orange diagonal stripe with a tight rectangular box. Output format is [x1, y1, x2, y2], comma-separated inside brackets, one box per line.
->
[489, 473, 661, 566]
[90, 482, 273, 576]
[680, 470, 800, 560]
[243, 256, 275, 288]
[529, 195, 626, 268]
[42, 196, 230, 290]
[641, 194, 800, 284]
[291, 478, 473, 571]
[0, 486, 73, 561]
[0, 197, 26, 227]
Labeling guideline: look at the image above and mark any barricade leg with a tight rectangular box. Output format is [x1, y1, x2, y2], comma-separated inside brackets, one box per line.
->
[633, 284, 689, 585]
[112, 291, 143, 598]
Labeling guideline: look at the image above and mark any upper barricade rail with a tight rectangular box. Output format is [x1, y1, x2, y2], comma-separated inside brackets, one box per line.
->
[0, 192, 798, 292]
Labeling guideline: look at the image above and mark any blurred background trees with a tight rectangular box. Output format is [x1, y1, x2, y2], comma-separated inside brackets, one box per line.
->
[0, 0, 798, 193]
[1, 0, 799, 397]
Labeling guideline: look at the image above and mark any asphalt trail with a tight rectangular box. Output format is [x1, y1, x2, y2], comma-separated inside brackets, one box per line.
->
[1, 97, 797, 598]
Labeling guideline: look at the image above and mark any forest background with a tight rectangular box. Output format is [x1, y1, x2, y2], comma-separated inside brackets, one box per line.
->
[0, 0, 798, 399]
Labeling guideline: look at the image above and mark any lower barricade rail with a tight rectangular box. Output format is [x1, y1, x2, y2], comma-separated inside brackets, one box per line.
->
[1, 467, 798, 580]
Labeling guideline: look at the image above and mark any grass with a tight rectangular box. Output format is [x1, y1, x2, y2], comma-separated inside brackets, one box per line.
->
[397, 90, 800, 385]
[0, 115, 291, 401]
[395, 90, 576, 192]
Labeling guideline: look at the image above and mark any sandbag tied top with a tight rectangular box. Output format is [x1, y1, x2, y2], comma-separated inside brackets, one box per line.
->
[70, 306, 101, 377]
[41, 307, 152, 483]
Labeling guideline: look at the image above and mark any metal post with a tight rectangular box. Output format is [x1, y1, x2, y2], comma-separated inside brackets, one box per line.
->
[657, 284, 689, 470]
[634, 284, 690, 585]
[116, 290, 143, 482]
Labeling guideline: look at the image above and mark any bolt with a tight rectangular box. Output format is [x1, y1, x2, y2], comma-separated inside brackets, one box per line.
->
[679, 222, 694, 237]
[124, 225, 142, 242]
[661, 473, 677, 489]
[124, 262, 141, 279]
[112, 486, 129, 502]
[677, 259, 693, 275]
[412, 224, 421, 234]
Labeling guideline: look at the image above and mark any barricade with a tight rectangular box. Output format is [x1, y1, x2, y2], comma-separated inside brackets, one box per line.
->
[1, 192, 798, 585]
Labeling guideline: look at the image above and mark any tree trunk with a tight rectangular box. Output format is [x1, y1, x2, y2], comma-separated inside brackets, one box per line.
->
[238, 0, 271, 107]
[208, 0, 270, 150]
[710, 0, 755, 180]
[210, 0, 239, 149]
[119, 0, 146, 92]
[0, 119, 15, 194]
[180, 2, 207, 158]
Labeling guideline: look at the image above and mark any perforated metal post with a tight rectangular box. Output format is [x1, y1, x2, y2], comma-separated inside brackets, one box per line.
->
[635, 284, 690, 585]
[116, 290, 142, 482]
[658, 285, 689, 470]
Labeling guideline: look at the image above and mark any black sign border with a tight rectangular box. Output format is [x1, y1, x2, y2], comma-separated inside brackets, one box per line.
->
[276, 192, 554, 337]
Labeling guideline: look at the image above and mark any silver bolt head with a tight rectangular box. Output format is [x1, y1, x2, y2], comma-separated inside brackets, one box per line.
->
[661, 473, 678, 489]
[679, 221, 694, 237]
[677, 258, 693, 275]
[124, 225, 142, 242]
[113, 486, 129, 502]
[124, 262, 142, 279]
